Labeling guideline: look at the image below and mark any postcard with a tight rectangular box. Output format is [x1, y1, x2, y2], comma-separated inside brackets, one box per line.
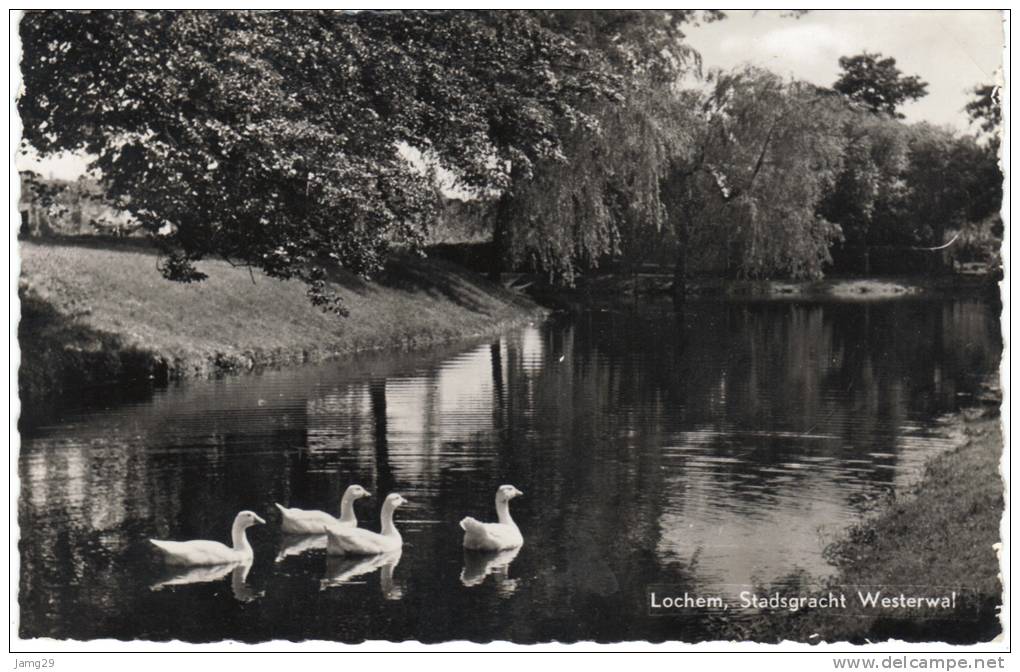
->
[10, 7, 1007, 659]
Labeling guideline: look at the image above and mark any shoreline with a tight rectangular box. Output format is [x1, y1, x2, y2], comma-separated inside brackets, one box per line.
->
[723, 388, 1004, 644]
[542, 275, 998, 305]
[17, 239, 547, 404]
[18, 238, 999, 405]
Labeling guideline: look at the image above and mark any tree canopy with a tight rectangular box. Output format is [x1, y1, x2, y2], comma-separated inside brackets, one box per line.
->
[671, 68, 845, 279]
[19, 11, 1002, 303]
[966, 83, 1003, 140]
[480, 10, 723, 282]
[18, 10, 619, 310]
[818, 111, 909, 247]
[833, 52, 928, 118]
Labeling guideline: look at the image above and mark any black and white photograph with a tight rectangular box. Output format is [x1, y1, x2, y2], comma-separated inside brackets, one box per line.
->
[9, 7, 1008, 654]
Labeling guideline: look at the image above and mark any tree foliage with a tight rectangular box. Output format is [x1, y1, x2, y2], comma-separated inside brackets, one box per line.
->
[20, 10, 1000, 302]
[18, 10, 617, 309]
[966, 84, 1003, 137]
[498, 85, 699, 282]
[897, 123, 1001, 246]
[669, 68, 845, 279]
[536, 10, 723, 83]
[484, 10, 723, 282]
[833, 52, 928, 118]
[818, 113, 909, 246]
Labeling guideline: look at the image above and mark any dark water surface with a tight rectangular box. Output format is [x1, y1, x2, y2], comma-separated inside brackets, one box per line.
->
[18, 298, 1001, 643]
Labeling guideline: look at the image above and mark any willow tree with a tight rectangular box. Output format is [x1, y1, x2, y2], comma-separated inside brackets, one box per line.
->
[484, 10, 720, 283]
[668, 68, 846, 291]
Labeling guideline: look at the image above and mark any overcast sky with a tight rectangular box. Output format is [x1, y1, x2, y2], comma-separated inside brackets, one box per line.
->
[20, 10, 1006, 180]
[685, 9, 1005, 130]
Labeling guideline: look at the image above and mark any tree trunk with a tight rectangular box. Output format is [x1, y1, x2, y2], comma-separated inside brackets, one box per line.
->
[672, 219, 689, 309]
[490, 342, 504, 402]
[672, 252, 686, 307]
[489, 191, 513, 284]
[369, 379, 394, 496]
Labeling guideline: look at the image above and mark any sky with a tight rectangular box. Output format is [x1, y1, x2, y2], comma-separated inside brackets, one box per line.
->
[684, 9, 1005, 129]
[18, 10, 1006, 180]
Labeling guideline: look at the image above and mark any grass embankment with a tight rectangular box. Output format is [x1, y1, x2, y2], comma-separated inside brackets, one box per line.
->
[727, 400, 1004, 644]
[18, 239, 544, 401]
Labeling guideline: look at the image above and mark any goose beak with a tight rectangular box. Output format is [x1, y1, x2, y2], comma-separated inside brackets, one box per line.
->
[363, 491, 373, 498]
[514, 489, 524, 498]
[253, 514, 266, 525]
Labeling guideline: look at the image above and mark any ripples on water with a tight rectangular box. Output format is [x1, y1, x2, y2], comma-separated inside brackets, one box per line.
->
[18, 299, 1000, 642]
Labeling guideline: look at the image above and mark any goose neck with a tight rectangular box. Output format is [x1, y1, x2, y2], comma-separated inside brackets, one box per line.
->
[231, 520, 252, 553]
[495, 498, 514, 526]
[338, 490, 358, 524]
[380, 502, 401, 537]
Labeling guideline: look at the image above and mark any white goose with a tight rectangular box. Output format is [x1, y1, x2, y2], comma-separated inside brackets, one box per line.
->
[460, 485, 524, 551]
[325, 493, 407, 555]
[275, 484, 371, 535]
[149, 510, 265, 566]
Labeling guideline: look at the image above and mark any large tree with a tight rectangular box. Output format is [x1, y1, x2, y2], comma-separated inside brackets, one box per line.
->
[18, 10, 616, 310]
[666, 68, 846, 293]
[480, 10, 723, 282]
[818, 112, 909, 247]
[833, 52, 928, 118]
[890, 123, 988, 249]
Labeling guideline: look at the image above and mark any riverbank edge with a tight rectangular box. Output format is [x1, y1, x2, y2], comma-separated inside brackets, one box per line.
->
[722, 390, 1005, 645]
[528, 273, 1000, 309]
[17, 240, 548, 404]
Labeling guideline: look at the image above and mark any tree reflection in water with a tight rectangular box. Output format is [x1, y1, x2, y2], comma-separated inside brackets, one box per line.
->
[18, 298, 1001, 642]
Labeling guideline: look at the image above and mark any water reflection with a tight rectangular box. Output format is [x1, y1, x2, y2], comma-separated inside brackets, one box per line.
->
[461, 547, 522, 595]
[276, 534, 326, 562]
[230, 563, 263, 603]
[18, 298, 1001, 642]
[151, 562, 261, 603]
[320, 550, 403, 600]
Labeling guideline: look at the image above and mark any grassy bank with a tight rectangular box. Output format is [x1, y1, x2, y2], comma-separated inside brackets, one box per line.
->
[18, 239, 544, 401]
[726, 398, 1004, 644]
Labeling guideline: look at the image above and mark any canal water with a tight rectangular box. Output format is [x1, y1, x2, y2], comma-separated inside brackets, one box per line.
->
[17, 297, 1001, 642]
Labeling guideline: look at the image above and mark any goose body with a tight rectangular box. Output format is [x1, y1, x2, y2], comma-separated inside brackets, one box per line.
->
[149, 511, 265, 566]
[326, 493, 406, 556]
[460, 485, 524, 551]
[275, 484, 370, 535]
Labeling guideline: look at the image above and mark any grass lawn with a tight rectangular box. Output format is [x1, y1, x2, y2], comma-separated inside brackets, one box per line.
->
[18, 238, 543, 400]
